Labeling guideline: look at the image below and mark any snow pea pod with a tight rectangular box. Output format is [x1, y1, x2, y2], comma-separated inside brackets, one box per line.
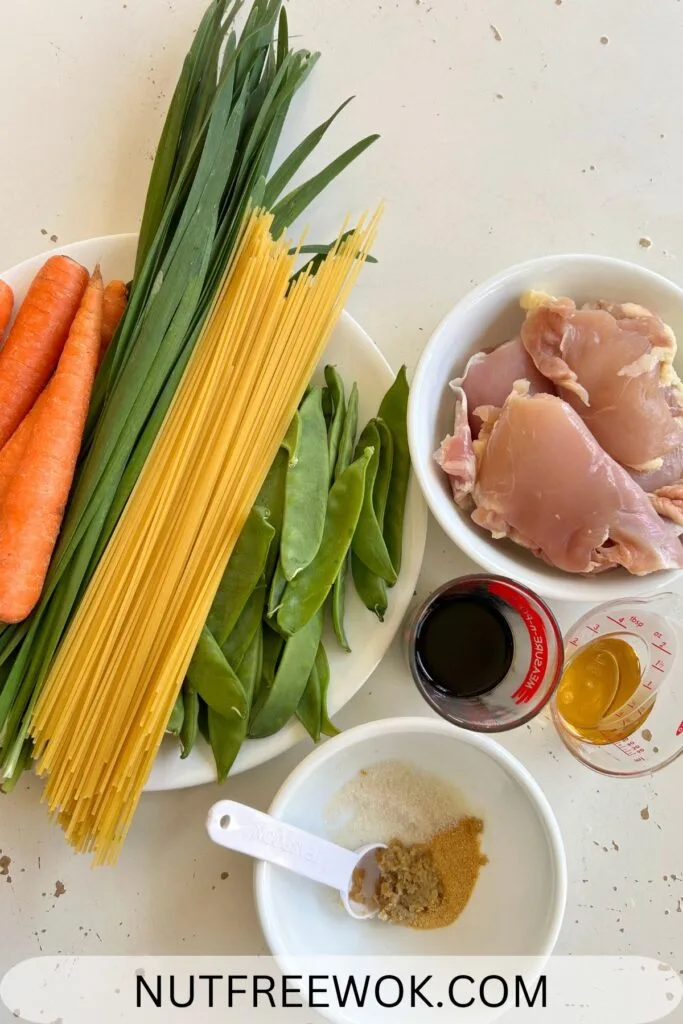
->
[351, 423, 397, 584]
[222, 582, 265, 669]
[330, 384, 359, 650]
[180, 683, 199, 759]
[331, 554, 352, 652]
[277, 448, 372, 636]
[167, 690, 184, 736]
[188, 627, 248, 783]
[281, 411, 300, 466]
[352, 555, 388, 621]
[352, 416, 393, 620]
[208, 702, 247, 783]
[249, 610, 323, 738]
[316, 641, 339, 738]
[296, 659, 322, 742]
[256, 448, 288, 584]
[281, 387, 329, 580]
[378, 365, 410, 577]
[267, 559, 288, 619]
[235, 622, 263, 711]
[207, 506, 274, 645]
[188, 626, 247, 723]
[373, 417, 394, 525]
[334, 382, 358, 481]
[324, 365, 346, 483]
[249, 624, 284, 730]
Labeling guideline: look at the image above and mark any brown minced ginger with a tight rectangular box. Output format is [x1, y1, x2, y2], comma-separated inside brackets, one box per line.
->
[374, 817, 487, 929]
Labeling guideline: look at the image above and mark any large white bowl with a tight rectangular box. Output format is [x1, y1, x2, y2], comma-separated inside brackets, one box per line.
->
[408, 254, 683, 602]
[255, 717, 566, 1017]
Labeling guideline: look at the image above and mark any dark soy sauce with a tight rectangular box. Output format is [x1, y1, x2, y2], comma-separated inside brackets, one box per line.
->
[415, 592, 514, 698]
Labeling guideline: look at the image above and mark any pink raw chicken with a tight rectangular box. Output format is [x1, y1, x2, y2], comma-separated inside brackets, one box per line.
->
[521, 295, 683, 480]
[470, 382, 683, 575]
[453, 336, 554, 438]
[434, 386, 476, 507]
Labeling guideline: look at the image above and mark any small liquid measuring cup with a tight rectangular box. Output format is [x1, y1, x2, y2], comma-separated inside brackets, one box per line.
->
[551, 592, 683, 777]
[406, 575, 564, 731]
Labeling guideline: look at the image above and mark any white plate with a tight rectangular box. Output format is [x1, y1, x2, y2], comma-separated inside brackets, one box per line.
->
[2, 234, 428, 791]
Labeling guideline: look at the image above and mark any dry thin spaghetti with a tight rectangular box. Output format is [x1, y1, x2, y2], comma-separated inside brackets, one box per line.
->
[30, 207, 380, 863]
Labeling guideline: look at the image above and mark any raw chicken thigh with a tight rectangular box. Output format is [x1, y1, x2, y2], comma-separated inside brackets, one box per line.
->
[454, 336, 554, 437]
[521, 294, 683, 477]
[469, 382, 683, 575]
[435, 386, 476, 507]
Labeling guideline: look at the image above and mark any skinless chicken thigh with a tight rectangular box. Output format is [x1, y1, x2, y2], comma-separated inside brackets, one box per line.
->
[453, 335, 554, 438]
[469, 382, 683, 575]
[521, 293, 683, 477]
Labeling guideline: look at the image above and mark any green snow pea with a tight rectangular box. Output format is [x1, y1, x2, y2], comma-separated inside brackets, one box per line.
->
[281, 411, 300, 466]
[372, 417, 394, 525]
[179, 683, 199, 759]
[208, 702, 247, 783]
[281, 387, 329, 580]
[267, 559, 288, 619]
[207, 506, 274, 645]
[334, 382, 358, 481]
[235, 622, 263, 710]
[352, 416, 393, 620]
[352, 556, 388, 621]
[167, 690, 185, 736]
[256, 448, 288, 583]
[331, 554, 352, 652]
[351, 423, 397, 584]
[316, 641, 338, 738]
[324, 365, 346, 483]
[296, 659, 322, 742]
[378, 365, 410, 577]
[250, 624, 285, 728]
[188, 627, 248, 783]
[188, 627, 247, 723]
[321, 385, 333, 424]
[249, 610, 323, 738]
[330, 384, 359, 650]
[277, 448, 372, 636]
[222, 582, 265, 669]
[261, 623, 285, 686]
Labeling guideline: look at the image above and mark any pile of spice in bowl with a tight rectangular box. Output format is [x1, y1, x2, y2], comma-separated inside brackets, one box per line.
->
[330, 760, 488, 929]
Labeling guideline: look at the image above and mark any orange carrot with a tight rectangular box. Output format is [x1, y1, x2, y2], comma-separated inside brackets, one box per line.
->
[0, 255, 88, 450]
[0, 267, 103, 623]
[0, 305, 117, 506]
[100, 279, 127, 357]
[0, 393, 41, 505]
[0, 281, 13, 340]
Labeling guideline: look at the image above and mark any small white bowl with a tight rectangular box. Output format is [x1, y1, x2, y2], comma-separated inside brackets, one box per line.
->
[408, 254, 683, 602]
[255, 718, 566, 976]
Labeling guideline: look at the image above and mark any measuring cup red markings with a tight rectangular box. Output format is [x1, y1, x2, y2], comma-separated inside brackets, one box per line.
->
[615, 738, 646, 763]
[676, 721, 683, 737]
[487, 580, 552, 706]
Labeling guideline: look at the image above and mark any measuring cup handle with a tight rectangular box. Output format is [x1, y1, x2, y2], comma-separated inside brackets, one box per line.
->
[206, 800, 358, 891]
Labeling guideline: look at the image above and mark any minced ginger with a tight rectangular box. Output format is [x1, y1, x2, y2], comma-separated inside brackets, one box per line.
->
[373, 817, 487, 930]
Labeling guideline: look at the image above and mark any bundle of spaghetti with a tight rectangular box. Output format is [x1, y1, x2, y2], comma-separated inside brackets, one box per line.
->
[30, 206, 380, 863]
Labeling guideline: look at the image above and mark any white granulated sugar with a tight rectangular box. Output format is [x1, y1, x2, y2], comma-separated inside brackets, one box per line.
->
[324, 759, 471, 849]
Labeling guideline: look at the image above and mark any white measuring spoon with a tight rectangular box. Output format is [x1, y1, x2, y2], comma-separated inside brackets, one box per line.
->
[207, 799, 386, 920]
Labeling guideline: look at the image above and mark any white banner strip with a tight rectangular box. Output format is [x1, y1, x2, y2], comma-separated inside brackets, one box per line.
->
[1, 956, 681, 1024]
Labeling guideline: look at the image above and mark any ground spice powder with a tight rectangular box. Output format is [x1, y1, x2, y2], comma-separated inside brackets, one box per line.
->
[373, 816, 487, 929]
[414, 816, 487, 929]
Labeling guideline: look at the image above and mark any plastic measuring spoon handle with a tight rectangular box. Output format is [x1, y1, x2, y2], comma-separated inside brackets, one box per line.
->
[206, 799, 358, 891]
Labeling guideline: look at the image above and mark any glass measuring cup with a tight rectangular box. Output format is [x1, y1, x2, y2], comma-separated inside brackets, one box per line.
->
[406, 574, 564, 731]
[551, 592, 683, 777]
